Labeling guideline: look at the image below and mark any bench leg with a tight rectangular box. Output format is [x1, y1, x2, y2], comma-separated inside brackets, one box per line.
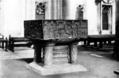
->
[5, 41, 8, 51]
[87, 41, 90, 46]
[10, 41, 14, 52]
[99, 41, 103, 48]
[94, 41, 97, 47]
[84, 40, 87, 46]
[2, 41, 4, 49]
[108, 41, 111, 45]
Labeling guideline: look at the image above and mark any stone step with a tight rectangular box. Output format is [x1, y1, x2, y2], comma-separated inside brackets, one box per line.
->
[53, 62, 69, 65]
[53, 45, 68, 50]
[29, 62, 87, 75]
[53, 49, 69, 52]
[53, 50, 68, 53]
[53, 59, 69, 64]
[52, 45, 69, 64]
[53, 57, 68, 60]
[53, 58, 68, 62]
[53, 46, 69, 52]
[53, 51, 68, 55]
[53, 54, 68, 58]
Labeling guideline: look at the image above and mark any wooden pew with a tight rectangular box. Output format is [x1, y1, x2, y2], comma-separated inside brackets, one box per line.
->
[8, 35, 32, 52]
[0, 34, 8, 51]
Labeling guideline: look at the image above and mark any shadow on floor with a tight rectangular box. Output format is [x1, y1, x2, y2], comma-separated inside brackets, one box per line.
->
[78, 46, 117, 61]
[18, 58, 34, 63]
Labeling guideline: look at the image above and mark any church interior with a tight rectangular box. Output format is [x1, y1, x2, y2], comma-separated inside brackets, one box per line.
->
[0, 0, 119, 78]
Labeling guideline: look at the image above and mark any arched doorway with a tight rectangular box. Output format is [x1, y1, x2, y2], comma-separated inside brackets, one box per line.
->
[102, 5, 112, 34]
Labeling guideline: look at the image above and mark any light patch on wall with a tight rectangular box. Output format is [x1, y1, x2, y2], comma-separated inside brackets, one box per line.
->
[3, 0, 25, 37]
[86, 0, 98, 35]
[66, 0, 86, 19]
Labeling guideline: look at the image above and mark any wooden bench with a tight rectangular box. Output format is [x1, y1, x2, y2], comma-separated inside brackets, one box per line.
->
[0, 34, 8, 51]
[83, 35, 115, 48]
[8, 36, 32, 52]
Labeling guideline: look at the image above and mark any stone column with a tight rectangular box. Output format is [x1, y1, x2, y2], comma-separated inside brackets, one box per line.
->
[51, 0, 63, 19]
[44, 43, 55, 65]
[57, 0, 63, 19]
[51, 0, 54, 19]
[71, 43, 78, 63]
[34, 43, 43, 63]
[113, 0, 119, 60]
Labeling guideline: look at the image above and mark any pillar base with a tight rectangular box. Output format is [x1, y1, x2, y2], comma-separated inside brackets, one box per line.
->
[27, 62, 87, 75]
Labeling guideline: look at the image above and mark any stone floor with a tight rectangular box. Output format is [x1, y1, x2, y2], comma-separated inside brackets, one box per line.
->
[0, 46, 119, 78]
